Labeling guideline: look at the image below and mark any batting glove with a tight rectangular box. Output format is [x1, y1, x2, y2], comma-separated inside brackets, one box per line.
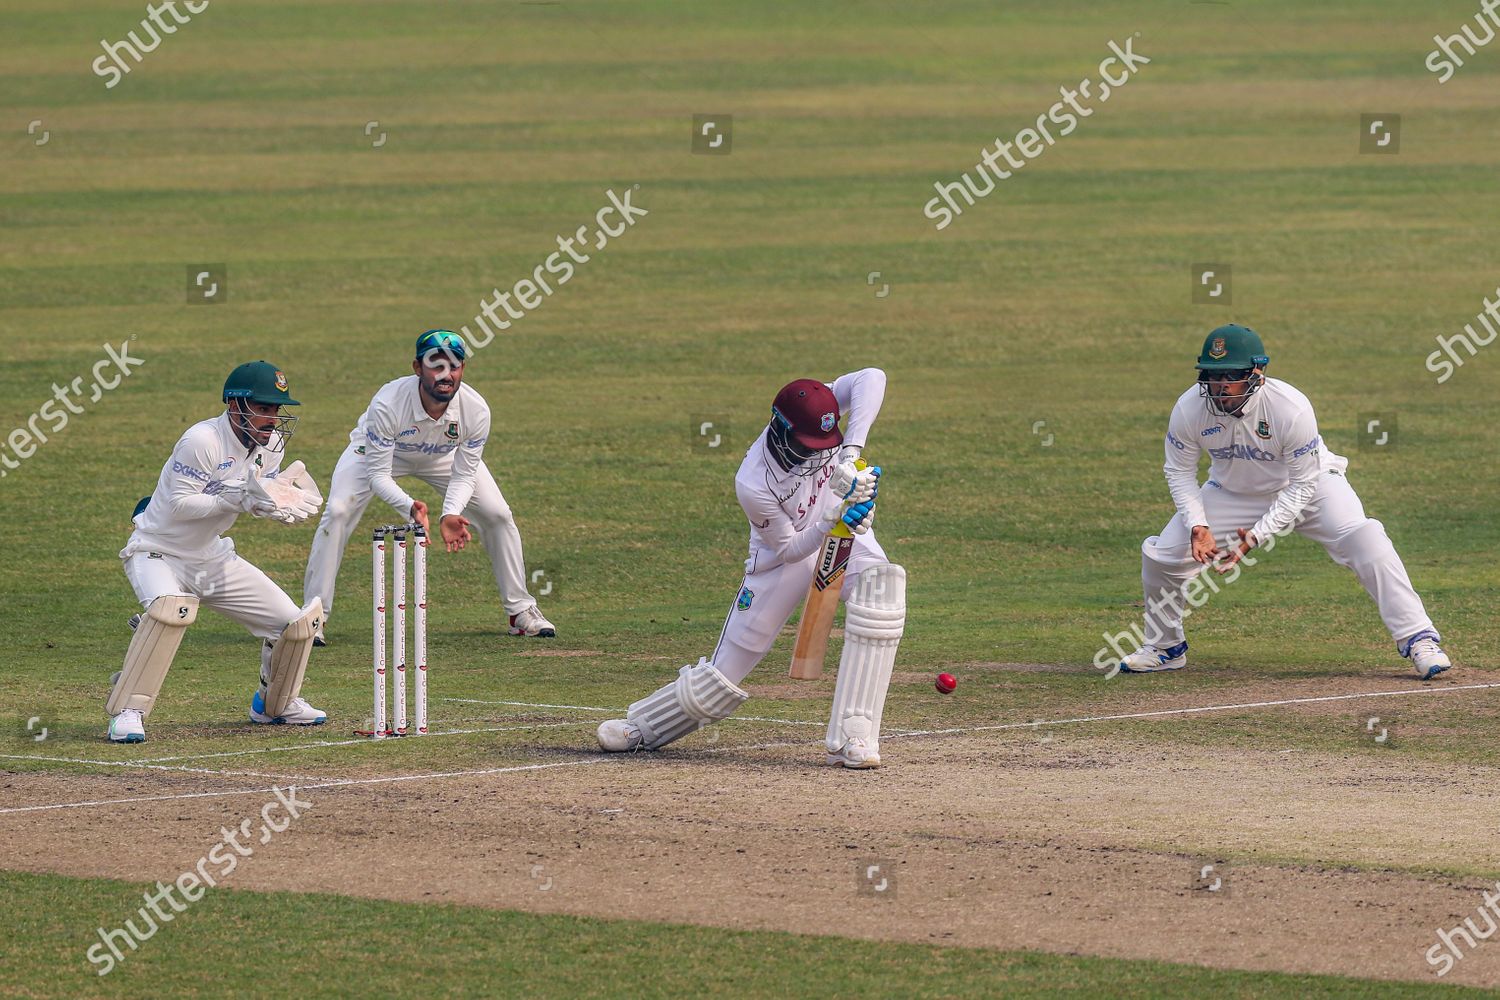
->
[842, 498, 876, 535]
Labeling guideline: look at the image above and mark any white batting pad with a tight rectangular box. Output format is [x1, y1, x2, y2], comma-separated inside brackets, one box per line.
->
[826, 563, 906, 753]
[107, 595, 199, 717]
[263, 599, 323, 717]
[628, 657, 749, 750]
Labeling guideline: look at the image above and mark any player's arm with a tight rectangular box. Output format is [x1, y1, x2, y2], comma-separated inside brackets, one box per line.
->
[164, 430, 245, 519]
[362, 400, 420, 521]
[1250, 409, 1321, 545]
[1161, 399, 1216, 561]
[440, 403, 488, 521]
[827, 368, 887, 460]
[738, 481, 839, 566]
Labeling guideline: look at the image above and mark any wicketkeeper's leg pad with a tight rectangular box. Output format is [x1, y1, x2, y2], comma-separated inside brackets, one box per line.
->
[107, 595, 199, 717]
[827, 563, 906, 754]
[261, 599, 323, 717]
[628, 657, 749, 750]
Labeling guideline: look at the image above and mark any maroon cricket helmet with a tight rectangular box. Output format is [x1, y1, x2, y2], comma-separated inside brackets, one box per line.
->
[772, 378, 842, 450]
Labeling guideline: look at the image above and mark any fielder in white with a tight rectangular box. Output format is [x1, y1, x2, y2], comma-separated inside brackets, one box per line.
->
[303, 330, 554, 643]
[1115, 324, 1451, 679]
[597, 369, 906, 768]
[107, 361, 327, 744]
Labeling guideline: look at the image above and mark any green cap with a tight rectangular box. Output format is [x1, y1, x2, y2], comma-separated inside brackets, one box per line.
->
[223, 361, 300, 406]
[1195, 324, 1269, 372]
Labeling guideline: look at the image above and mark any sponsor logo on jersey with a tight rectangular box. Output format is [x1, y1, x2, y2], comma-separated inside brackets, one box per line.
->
[216, 459, 235, 470]
[1201, 424, 1224, 437]
[820, 412, 836, 432]
[1207, 442, 1276, 462]
[274, 371, 288, 391]
[1292, 435, 1321, 458]
[1166, 430, 1186, 451]
[1209, 337, 1227, 359]
[1255, 419, 1272, 439]
[172, 460, 209, 482]
[399, 428, 418, 437]
[736, 587, 754, 611]
[445, 421, 459, 440]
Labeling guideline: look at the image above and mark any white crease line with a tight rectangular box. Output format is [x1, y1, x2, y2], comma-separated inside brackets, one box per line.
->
[443, 697, 835, 729]
[121, 722, 588, 764]
[5, 681, 1497, 815]
[0, 754, 310, 781]
[0, 759, 615, 816]
[884, 681, 1500, 740]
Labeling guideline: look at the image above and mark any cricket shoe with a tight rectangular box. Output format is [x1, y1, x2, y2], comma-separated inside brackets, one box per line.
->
[827, 738, 880, 769]
[1118, 640, 1188, 674]
[312, 622, 328, 648]
[127, 612, 141, 632]
[249, 691, 327, 726]
[597, 719, 644, 752]
[508, 605, 556, 638]
[1403, 631, 1451, 680]
[107, 708, 146, 744]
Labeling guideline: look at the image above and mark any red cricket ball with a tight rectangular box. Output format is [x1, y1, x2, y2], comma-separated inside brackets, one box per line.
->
[935, 672, 957, 694]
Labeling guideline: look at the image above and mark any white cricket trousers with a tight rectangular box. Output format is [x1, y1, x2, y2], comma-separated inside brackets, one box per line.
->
[1139, 467, 1436, 651]
[709, 530, 888, 685]
[123, 546, 302, 679]
[303, 443, 536, 619]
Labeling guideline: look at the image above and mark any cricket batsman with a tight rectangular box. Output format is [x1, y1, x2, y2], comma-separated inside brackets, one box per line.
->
[1111, 324, 1451, 678]
[108, 361, 327, 744]
[597, 368, 906, 768]
[303, 330, 554, 642]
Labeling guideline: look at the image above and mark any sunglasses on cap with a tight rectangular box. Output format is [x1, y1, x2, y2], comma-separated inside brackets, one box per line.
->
[415, 330, 468, 362]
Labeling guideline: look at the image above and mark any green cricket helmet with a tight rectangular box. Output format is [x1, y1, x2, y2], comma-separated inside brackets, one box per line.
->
[223, 360, 299, 451]
[1195, 325, 1269, 416]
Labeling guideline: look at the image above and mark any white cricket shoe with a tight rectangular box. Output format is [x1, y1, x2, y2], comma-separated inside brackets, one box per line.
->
[249, 691, 327, 725]
[827, 738, 880, 769]
[597, 719, 644, 752]
[108, 708, 145, 744]
[508, 605, 556, 638]
[1118, 640, 1188, 674]
[1405, 632, 1451, 680]
[312, 622, 328, 648]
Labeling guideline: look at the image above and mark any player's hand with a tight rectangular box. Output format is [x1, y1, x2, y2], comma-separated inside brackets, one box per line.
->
[409, 500, 430, 532]
[1212, 528, 1256, 574]
[1189, 525, 1218, 564]
[440, 514, 471, 552]
[830, 461, 880, 503]
[842, 499, 875, 535]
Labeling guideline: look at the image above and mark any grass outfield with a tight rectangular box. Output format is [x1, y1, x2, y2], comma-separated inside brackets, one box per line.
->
[1, 870, 1487, 999]
[2, 0, 1498, 993]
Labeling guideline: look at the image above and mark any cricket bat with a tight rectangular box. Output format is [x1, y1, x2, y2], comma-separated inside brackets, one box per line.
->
[788, 459, 867, 679]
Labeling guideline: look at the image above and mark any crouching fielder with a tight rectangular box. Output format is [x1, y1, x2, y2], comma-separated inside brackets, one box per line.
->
[597, 369, 906, 768]
[107, 361, 326, 744]
[1113, 325, 1450, 679]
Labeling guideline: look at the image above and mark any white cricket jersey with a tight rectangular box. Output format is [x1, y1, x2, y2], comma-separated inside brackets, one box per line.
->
[123, 412, 287, 560]
[1163, 377, 1347, 543]
[736, 368, 887, 572]
[349, 376, 492, 518]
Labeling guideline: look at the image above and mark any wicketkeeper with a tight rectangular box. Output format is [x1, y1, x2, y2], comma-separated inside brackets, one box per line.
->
[303, 330, 554, 642]
[597, 369, 906, 768]
[108, 361, 327, 744]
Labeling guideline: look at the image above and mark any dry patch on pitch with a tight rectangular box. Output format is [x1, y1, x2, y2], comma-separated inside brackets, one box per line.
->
[5, 704, 1500, 988]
